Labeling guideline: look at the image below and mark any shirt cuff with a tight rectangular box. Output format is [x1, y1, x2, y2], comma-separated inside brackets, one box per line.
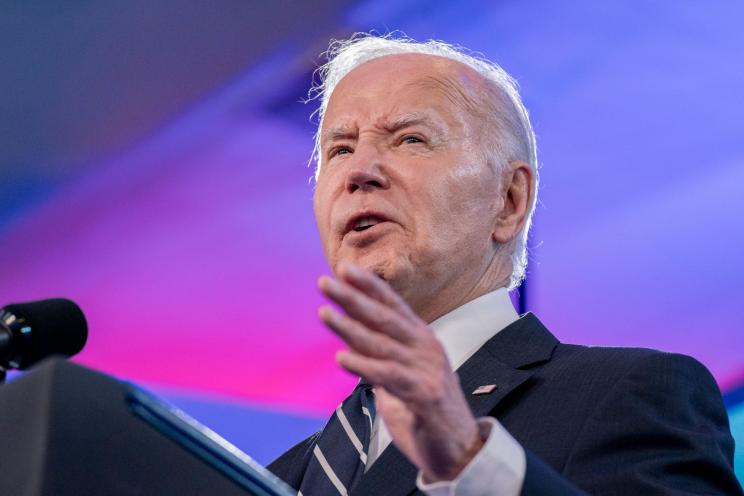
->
[416, 417, 526, 496]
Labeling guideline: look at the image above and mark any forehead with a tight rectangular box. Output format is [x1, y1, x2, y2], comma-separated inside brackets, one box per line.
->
[322, 53, 487, 132]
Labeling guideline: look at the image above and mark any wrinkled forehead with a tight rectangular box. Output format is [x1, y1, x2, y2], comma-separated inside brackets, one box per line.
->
[321, 53, 490, 132]
[329, 53, 488, 107]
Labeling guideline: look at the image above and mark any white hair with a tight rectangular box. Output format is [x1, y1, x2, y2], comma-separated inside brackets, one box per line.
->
[309, 33, 539, 289]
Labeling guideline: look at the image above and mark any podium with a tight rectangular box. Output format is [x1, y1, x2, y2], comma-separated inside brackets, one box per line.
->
[0, 358, 294, 496]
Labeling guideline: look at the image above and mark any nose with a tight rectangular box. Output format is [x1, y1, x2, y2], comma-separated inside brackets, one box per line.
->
[346, 168, 389, 193]
[345, 157, 390, 193]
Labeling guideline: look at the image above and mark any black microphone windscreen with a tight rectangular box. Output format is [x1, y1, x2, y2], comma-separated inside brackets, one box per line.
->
[3, 298, 88, 368]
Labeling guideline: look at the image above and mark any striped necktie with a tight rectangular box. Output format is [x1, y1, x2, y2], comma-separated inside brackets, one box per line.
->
[298, 383, 376, 496]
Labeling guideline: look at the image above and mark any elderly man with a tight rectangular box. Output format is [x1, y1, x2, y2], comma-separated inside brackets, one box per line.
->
[268, 35, 741, 495]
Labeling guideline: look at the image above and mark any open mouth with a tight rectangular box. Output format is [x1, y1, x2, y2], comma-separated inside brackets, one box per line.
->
[352, 216, 384, 232]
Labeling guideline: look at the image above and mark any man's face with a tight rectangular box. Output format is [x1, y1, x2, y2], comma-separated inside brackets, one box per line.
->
[313, 54, 503, 318]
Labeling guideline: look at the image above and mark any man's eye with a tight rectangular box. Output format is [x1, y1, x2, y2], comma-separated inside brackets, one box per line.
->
[400, 135, 423, 145]
[330, 146, 353, 158]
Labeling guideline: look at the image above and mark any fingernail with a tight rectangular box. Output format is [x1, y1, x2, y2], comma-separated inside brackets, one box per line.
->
[335, 350, 349, 364]
[318, 275, 331, 290]
[318, 275, 338, 291]
[318, 305, 331, 320]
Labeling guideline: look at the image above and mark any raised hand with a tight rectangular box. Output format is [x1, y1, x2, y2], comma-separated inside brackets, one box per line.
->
[318, 261, 484, 482]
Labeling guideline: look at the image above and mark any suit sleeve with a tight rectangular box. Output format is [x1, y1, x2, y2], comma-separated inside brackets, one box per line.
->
[533, 352, 742, 495]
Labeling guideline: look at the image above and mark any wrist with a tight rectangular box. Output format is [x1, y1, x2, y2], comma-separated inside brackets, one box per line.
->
[423, 422, 485, 483]
[416, 418, 526, 496]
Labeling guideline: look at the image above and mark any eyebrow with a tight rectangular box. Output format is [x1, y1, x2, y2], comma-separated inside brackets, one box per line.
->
[322, 126, 357, 146]
[382, 112, 442, 134]
[322, 112, 442, 147]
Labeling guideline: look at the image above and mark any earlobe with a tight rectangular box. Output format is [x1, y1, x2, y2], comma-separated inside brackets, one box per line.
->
[492, 161, 532, 244]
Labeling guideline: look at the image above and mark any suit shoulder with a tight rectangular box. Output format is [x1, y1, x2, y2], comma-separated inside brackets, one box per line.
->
[543, 344, 725, 409]
[554, 343, 716, 384]
[552, 344, 727, 428]
[559, 346, 738, 493]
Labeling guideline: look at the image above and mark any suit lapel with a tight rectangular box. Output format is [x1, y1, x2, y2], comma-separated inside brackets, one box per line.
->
[351, 313, 558, 495]
[460, 312, 558, 418]
[458, 355, 536, 419]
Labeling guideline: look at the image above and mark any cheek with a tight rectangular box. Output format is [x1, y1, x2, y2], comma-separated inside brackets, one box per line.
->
[416, 167, 497, 244]
[450, 160, 498, 209]
[436, 164, 492, 213]
[313, 189, 332, 246]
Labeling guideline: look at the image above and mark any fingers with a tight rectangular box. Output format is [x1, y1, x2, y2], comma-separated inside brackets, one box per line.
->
[336, 349, 445, 409]
[317, 262, 447, 402]
[319, 274, 418, 344]
[336, 261, 417, 321]
[325, 309, 417, 397]
[335, 349, 415, 395]
[320, 305, 410, 362]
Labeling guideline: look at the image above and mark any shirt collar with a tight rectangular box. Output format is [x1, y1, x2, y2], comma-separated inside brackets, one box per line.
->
[429, 288, 519, 370]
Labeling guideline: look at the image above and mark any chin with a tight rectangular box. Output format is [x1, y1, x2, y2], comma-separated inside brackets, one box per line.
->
[337, 249, 394, 279]
[357, 256, 392, 280]
[364, 253, 415, 291]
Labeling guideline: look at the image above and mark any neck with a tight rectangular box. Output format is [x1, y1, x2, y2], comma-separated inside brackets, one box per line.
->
[406, 253, 512, 323]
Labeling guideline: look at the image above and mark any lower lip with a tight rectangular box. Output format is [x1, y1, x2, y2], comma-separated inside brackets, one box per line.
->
[344, 222, 395, 245]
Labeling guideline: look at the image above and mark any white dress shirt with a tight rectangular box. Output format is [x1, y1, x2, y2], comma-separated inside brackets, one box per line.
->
[365, 288, 527, 495]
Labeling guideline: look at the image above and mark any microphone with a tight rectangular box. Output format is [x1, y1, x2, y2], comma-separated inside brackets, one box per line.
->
[0, 298, 88, 374]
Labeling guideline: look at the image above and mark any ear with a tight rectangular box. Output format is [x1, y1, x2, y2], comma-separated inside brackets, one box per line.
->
[492, 160, 533, 244]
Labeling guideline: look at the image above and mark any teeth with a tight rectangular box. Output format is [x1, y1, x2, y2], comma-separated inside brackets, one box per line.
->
[354, 216, 380, 231]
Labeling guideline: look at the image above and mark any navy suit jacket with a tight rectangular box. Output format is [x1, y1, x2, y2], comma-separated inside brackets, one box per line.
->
[268, 313, 742, 495]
